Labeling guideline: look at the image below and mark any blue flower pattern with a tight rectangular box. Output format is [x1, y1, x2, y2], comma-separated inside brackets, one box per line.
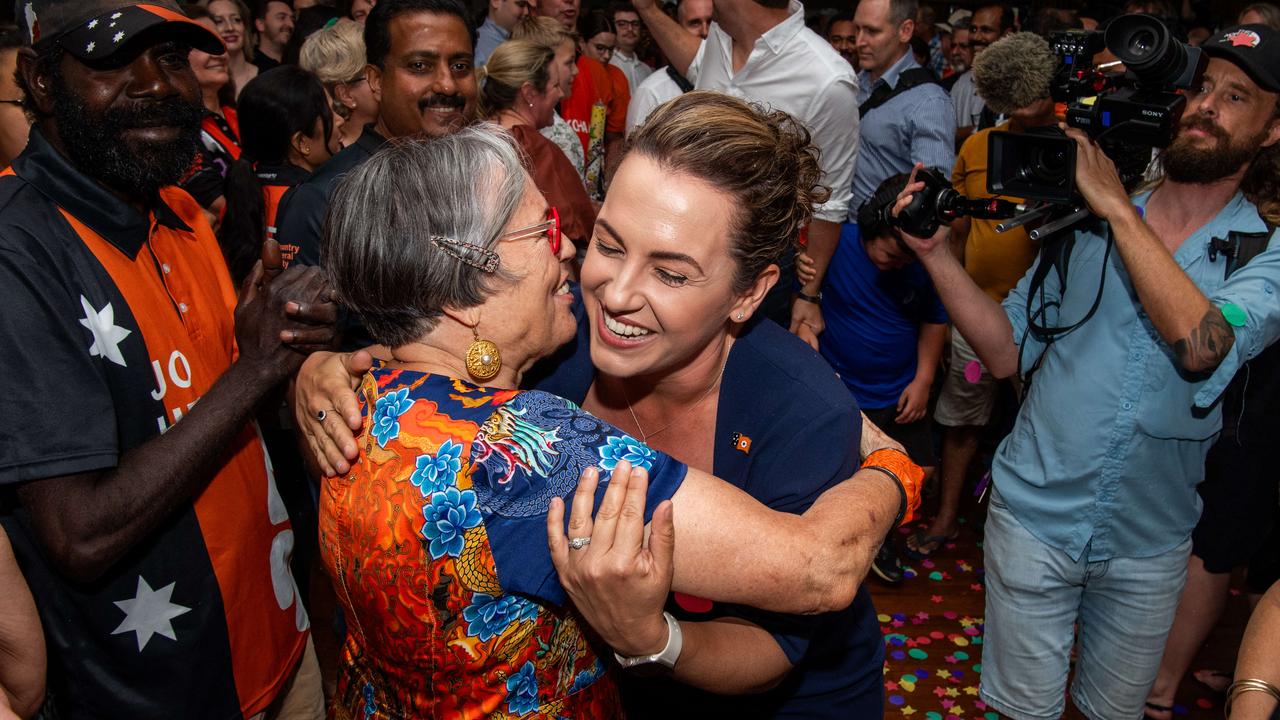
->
[597, 434, 656, 473]
[463, 593, 537, 641]
[506, 660, 540, 715]
[371, 388, 414, 448]
[410, 439, 464, 495]
[361, 682, 377, 718]
[421, 487, 482, 559]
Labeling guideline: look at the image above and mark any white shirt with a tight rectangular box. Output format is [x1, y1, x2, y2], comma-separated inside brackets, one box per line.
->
[610, 50, 654, 94]
[687, 1, 860, 223]
[626, 67, 684, 136]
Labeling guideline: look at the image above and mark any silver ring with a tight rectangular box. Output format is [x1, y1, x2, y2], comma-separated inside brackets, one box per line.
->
[568, 536, 592, 550]
[316, 409, 328, 422]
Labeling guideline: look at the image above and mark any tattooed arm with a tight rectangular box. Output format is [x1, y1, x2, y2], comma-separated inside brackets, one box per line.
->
[1104, 206, 1235, 373]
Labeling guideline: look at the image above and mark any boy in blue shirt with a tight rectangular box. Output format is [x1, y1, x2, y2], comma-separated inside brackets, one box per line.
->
[818, 172, 948, 581]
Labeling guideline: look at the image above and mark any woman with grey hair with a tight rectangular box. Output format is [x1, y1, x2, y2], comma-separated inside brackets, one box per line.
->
[313, 123, 909, 718]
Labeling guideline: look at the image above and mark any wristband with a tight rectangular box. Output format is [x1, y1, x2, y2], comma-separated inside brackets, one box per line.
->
[614, 611, 683, 674]
[796, 290, 823, 304]
[861, 448, 924, 527]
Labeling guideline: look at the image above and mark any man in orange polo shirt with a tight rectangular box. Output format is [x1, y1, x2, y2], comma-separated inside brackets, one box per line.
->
[0, 2, 337, 717]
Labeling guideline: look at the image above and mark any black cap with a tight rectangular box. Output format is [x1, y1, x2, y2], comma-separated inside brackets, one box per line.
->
[1201, 24, 1280, 93]
[17, 1, 225, 60]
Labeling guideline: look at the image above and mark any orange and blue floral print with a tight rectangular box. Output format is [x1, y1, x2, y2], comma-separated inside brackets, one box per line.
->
[318, 363, 694, 719]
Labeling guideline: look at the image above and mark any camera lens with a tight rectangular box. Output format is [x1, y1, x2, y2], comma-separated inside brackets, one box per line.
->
[1126, 28, 1157, 58]
[1106, 13, 1188, 85]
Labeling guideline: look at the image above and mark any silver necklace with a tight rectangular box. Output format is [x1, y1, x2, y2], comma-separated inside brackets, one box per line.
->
[621, 358, 728, 444]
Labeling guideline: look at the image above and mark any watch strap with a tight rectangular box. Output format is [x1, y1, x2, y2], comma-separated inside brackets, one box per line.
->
[613, 611, 683, 672]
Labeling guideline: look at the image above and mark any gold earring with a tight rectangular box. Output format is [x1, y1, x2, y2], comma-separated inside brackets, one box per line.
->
[465, 327, 501, 381]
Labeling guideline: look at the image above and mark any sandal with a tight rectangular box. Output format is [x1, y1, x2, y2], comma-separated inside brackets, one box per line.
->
[903, 529, 959, 560]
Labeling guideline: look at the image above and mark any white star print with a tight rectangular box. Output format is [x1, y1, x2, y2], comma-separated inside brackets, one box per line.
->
[110, 11, 122, 19]
[111, 576, 192, 652]
[112, 30, 124, 43]
[78, 295, 131, 367]
[87, 18, 98, 29]
[85, 40, 95, 53]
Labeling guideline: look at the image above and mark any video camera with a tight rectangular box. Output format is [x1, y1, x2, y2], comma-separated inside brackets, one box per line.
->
[892, 14, 1206, 240]
[988, 14, 1206, 203]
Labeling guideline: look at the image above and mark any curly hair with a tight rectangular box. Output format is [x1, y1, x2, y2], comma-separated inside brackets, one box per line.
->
[627, 91, 829, 294]
[1243, 101, 1280, 227]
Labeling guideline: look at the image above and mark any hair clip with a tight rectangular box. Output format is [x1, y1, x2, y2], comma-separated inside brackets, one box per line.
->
[431, 235, 500, 273]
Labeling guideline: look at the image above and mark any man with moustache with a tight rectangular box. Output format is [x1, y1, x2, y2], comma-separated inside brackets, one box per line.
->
[0, 1, 337, 717]
[609, 2, 651, 92]
[826, 10, 856, 68]
[277, 0, 478, 269]
[951, 3, 1012, 143]
[624, 0, 711, 135]
[941, 22, 972, 91]
[896, 24, 1280, 720]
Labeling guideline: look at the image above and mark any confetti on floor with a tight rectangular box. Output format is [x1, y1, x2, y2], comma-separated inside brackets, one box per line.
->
[869, 511, 1244, 719]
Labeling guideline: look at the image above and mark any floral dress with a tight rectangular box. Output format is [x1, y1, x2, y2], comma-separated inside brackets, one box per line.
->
[319, 364, 687, 719]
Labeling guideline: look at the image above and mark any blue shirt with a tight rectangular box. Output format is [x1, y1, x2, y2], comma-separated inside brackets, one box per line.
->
[526, 291, 884, 718]
[995, 191, 1280, 562]
[475, 17, 509, 66]
[849, 51, 956, 214]
[820, 223, 948, 409]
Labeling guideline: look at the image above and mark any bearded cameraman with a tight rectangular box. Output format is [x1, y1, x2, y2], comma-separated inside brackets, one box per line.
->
[894, 24, 1280, 720]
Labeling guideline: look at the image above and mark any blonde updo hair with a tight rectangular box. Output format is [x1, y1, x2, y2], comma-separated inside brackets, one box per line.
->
[477, 40, 555, 118]
[299, 19, 368, 87]
[510, 15, 578, 48]
[628, 91, 829, 294]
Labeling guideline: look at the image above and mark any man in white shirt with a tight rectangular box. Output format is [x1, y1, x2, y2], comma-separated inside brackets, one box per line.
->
[610, 3, 654, 92]
[625, 0, 711, 135]
[476, 0, 532, 65]
[631, 0, 860, 337]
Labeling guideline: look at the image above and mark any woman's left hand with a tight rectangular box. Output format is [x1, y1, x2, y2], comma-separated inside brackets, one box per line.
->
[548, 462, 675, 657]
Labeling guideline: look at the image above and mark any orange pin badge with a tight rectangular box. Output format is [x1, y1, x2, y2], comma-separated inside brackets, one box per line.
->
[731, 432, 752, 454]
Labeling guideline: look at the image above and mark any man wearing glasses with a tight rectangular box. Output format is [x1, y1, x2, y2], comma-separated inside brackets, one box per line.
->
[610, 2, 653, 93]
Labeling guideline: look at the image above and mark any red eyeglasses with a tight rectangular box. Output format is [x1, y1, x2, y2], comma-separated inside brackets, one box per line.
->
[499, 206, 562, 255]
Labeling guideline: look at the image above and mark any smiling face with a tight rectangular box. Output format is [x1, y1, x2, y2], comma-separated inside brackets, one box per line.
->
[190, 18, 231, 92]
[208, 0, 247, 54]
[491, 0, 531, 30]
[369, 10, 477, 139]
[580, 154, 769, 381]
[257, 1, 295, 50]
[482, 176, 578, 369]
[527, 75, 564, 128]
[827, 19, 857, 65]
[581, 30, 616, 65]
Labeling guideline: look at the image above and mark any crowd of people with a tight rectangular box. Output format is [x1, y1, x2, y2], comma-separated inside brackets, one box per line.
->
[1, 0, 1280, 719]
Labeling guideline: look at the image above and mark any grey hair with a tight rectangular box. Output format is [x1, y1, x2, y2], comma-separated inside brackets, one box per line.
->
[322, 124, 528, 348]
[889, 0, 919, 26]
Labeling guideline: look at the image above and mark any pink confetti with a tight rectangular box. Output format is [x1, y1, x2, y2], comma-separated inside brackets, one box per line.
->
[964, 360, 983, 383]
[931, 595, 944, 603]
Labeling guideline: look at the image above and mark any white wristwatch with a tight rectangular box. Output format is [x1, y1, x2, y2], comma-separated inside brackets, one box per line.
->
[613, 611, 683, 673]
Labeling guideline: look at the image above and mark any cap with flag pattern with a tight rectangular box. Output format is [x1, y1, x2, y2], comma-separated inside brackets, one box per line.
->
[17, 0, 224, 60]
[1202, 24, 1280, 93]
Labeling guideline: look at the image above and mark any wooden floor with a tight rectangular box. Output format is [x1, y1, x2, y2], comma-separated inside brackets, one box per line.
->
[307, 488, 1255, 718]
[867, 489, 1252, 720]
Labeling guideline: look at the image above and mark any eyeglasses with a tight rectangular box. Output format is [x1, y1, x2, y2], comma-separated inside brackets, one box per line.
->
[499, 206, 561, 255]
[614, 19, 642, 29]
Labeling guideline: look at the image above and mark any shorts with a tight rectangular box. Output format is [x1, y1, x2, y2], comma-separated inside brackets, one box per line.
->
[981, 491, 1190, 720]
[1191, 436, 1279, 574]
[935, 327, 999, 428]
[862, 405, 936, 467]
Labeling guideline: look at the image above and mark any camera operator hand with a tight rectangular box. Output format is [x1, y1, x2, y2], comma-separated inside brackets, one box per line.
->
[893, 164, 952, 257]
[1062, 124, 1133, 222]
